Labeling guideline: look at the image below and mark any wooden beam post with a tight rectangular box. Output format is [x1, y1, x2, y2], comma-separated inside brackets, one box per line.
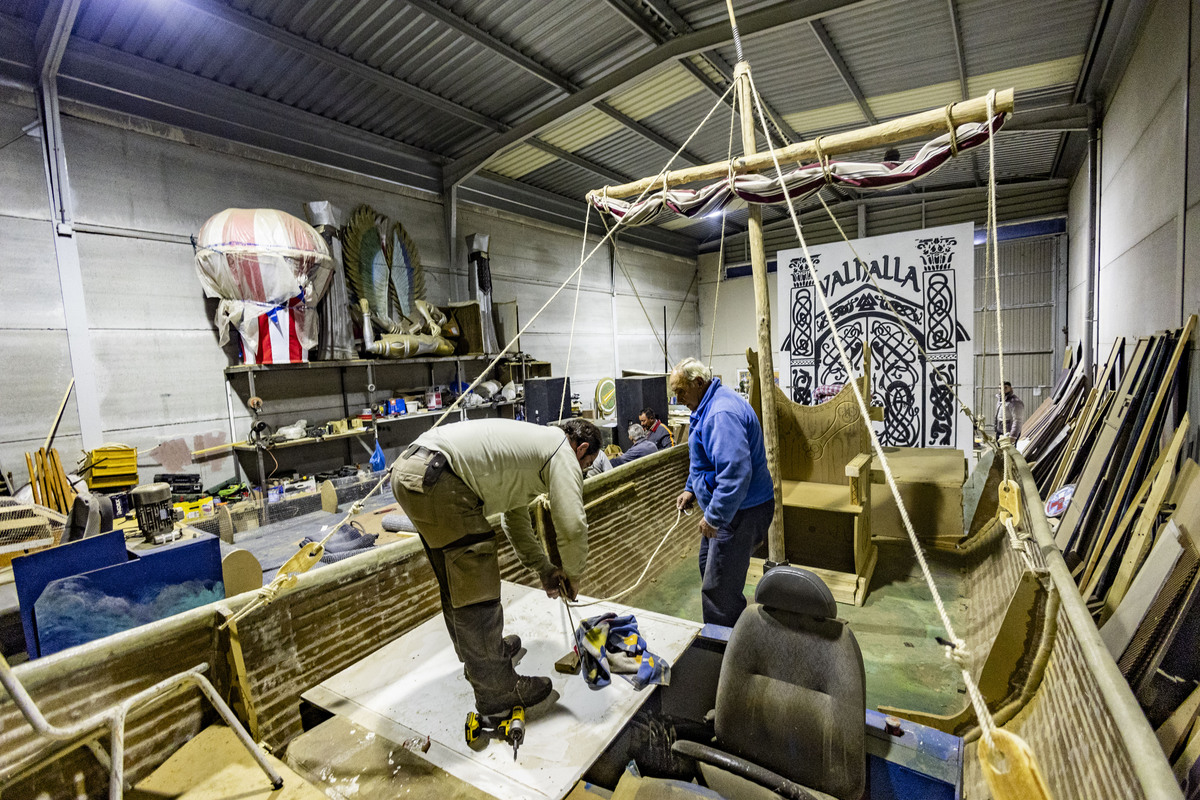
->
[734, 62, 785, 565]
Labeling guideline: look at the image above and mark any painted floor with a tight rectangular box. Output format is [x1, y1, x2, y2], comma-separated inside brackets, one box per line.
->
[619, 458, 986, 717]
[619, 539, 968, 716]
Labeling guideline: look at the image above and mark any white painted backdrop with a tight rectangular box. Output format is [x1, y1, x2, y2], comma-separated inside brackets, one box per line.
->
[776, 222, 975, 453]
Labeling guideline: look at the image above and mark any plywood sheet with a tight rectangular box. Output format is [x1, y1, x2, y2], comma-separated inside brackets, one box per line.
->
[304, 582, 700, 800]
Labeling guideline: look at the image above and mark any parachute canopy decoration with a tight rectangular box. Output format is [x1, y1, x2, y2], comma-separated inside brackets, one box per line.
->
[194, 208, 334, 364]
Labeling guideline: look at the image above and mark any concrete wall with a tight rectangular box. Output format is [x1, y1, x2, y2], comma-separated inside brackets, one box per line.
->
[1068, 0, 1196, 365]
[0, 87, 698, 492]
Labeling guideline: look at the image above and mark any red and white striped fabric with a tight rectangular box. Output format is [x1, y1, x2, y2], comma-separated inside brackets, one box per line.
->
[193, 208, 332, 362]
[236, 296, 311, 365]
[590, 113, 1006, 227]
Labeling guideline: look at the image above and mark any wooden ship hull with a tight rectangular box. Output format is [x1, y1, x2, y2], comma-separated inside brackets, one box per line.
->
[0, 440, 1179, 799]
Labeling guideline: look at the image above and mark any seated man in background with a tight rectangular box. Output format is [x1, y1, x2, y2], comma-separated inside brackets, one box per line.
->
[587, 448, 613, 476]
[611, 423, 659, 466]
[639, 407, 673, 450]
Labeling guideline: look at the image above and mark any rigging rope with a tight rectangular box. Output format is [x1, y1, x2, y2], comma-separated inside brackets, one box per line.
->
[565, 506, 692, 608]
[984, 90, 1012, 483]
[707, 84, 740, 367]
[560, 204, 592, 417]
[223, 80, 738, 628]
[744, 66, 999, 751]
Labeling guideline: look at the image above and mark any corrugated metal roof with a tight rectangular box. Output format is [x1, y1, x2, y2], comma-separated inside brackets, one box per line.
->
[608, 63, 706, 121]
[820, 0, 961, 98]
[0, 0, 1116, 253]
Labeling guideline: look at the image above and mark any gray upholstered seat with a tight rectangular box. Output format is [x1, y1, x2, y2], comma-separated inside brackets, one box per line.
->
[673, 566, 866, 800]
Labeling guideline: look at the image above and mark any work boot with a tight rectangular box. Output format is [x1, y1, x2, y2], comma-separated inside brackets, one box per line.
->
[464, 635, 524, 681]
[477, 675, 553, 717]
[502, 634, 522, 661]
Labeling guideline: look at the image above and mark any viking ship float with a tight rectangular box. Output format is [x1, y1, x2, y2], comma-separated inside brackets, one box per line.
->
[0, 9, 1186, 800]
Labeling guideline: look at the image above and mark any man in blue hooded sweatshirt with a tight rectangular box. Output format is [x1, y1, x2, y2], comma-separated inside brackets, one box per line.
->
[670, 357, 774, 627]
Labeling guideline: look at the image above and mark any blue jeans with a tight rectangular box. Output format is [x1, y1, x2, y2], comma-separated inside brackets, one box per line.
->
[698, 500, 773, 627]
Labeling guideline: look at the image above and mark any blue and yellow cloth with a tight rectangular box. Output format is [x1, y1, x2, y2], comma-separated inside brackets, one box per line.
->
[575, 612, 670, 690]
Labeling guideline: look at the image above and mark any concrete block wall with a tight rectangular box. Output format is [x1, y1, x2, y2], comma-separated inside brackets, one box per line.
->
[1068, 0, 1198, 386]
[0, 86, 699, 494]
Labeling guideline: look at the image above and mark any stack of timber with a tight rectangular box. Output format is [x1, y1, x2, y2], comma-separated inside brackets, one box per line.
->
[24, 447, 76, 516]
[1053, 317, 1196, 587]
[1017, 343, 1093, 493]
[1018, 315, 1200, 782]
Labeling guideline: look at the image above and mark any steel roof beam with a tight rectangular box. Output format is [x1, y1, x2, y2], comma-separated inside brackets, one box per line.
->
[1050, 0, 1150, 177]
[34, 0, 80, 83]
[463, 172, 699, 257]
[526, 138, 633, 184]
[445, 0, 876, 188]
[174, 0, 505, 132]
[407, 0, 711, 182]
[601, 0, 667, 43]
[701, 53, 804, 144]
[595, 102, 705, 167]
[809, 20, 876, 125]
[0, 16, 445, 192]
[943, 0, 981, 186]
[402, 0, 578, 95]
[945, 0, 969, 101]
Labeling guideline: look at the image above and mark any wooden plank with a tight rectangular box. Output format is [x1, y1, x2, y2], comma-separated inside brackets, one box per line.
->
[1056, 338, 1151, 551]
[1075, 334, 1172, 565]
[1101, 419, 1192, 619]
[1087, 317, 1196, 591]
[23, 452, 40, 507]
[1099, 520, 1184, 660]
[1080, 455, 1159, 601]
[1157, 684, 1200, 762]
[1049, 387, 1097, 495]
[1095, 337, 1125, 395]
[779, 480, 862, 514]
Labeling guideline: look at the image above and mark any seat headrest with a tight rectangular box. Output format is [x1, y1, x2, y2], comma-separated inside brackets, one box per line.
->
[754, 566, 837, 619]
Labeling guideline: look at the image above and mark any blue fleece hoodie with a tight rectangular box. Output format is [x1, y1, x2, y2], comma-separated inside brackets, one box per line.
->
[685, 377, 774, 528]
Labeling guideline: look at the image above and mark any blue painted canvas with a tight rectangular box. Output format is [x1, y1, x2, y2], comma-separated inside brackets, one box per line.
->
[20, 534, 225, 658]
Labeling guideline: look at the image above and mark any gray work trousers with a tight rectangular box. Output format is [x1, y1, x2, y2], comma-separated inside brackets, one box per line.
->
[392, 449, 518, 711]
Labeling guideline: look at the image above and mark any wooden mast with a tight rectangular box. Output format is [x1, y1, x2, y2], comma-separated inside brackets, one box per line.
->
[732, 60, 786, 564]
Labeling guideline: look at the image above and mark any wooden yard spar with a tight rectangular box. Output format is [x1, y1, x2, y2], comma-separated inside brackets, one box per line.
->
[588, 79, 1013, 565]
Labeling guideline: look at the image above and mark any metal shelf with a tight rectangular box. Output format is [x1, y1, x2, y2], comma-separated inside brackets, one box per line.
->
[230, 428, 371, 453]
[225, 354, 489, 376]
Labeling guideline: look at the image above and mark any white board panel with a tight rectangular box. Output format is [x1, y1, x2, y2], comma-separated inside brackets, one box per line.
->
[304, 581, 700, 800]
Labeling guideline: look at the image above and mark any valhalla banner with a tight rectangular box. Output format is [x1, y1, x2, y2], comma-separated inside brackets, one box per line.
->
[776, 222, 974, 452]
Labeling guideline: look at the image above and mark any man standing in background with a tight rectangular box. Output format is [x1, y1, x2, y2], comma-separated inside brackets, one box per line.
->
[994, 381, 1025, 442]
[670, 358, 774, 627]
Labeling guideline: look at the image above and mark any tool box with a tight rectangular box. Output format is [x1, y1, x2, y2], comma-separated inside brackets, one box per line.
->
[83, 445, 139, 490]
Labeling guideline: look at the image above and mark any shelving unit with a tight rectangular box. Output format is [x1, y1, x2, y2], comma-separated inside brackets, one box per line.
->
[223, 355, 514, 493]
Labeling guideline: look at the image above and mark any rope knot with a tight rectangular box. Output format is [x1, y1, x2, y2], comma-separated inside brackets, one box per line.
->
[943, 104, 960, 157]
[940, 637, 971, 668]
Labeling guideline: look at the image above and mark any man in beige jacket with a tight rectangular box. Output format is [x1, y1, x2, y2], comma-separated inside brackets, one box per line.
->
[391, 417, 600, 716]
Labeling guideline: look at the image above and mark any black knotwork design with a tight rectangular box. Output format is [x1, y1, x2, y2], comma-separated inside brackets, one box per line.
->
[792, 367, 812, 404]
[916, 236, 957, 270]
[883, 379, 919, 446]
[929, 363, 956, 445]
[817, 322, 864, 385]
[793, 288, 812, 357]
[926, 272, 955, 351]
